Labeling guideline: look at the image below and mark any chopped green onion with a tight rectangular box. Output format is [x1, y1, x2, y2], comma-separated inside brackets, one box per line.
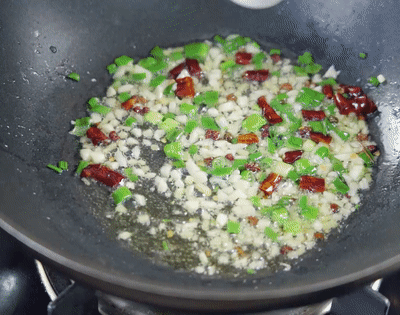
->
[107, 64, 118, 74]
[324, 119, 350, 141]
[163, 84, 175, 96]
[268, 138, 276, 154]
[283, 220, 301, 235]
[160, 118, 180, 132]
[124, 117, 137, 127]
[227, 220, 240, 234]
[276, 93, 288, 101]
[144, 111, 163, 125]
[298, 52, 313, 66]
[213, 35, 225, 45]
[150, 46, 164, 60]
[248, 152, 263, 161]
[288, 170, 300, 182]
[327, 104, 336, 115]
[194, 91, 219, 107]
[170, 51, 183, 61]
[305, 63, 322, 74]
[296, 87, 325, 108]
[369, 76, 380, 87]
[240, 170, 252, 181]
[299, 195, 308, 209]
[112, 187, 132, 204]
[315, 146, 330, 158]
[293, 66, 308, 76]
[260, 157, 273, 167]
[359, 52, 367, 59]
[309, 121, 326, 134]
[317, 78, 337, 86]
[270, 70, 281, 77]
[302, 205, 319, 220]
[359, 152, 373, 167]
[242, 113, 267, 133]
[139, 57, 157, 69]
[166, 128, 183, 142]
[47, 164, 63, 174]
[252, 52, 266, 69]
[184, 42, 210, 60]
[189, 144, 198, 155]
[162, 113, 176, 121]
[72, 117, 91, 136]
[125, 168, 139, 182]
[333, 177, 350, 194]
[150, 75, 166, 87]
[162, 240, 169, 251]
[164, 142, 182, 160]
[232, 159, 247, 170]
[250, 196, 261, 207]
[58, 161, 68, 170]
[173, 160, 185, 168]
[76, 160, 90, 175]
[89, 104, 111, 115]
[184, 120, 198, 134]
[201, 116, 219, 131]
[67, 72, 80, 81]
[264, 227, 278, 241]
[269, 49, 281, 55]
[247, 269, 255, 275]
[118, 92, 131, 103]
[271, 207, 289, 225]
[131, 73, 147, 81]
[115, 55, 133, 66]
[287, 136, 303, 149]
[294, 158, 312, 174]
[220, 60, 236, 71]
[211, 167, 233, 177]
[180, 103, 198, 116]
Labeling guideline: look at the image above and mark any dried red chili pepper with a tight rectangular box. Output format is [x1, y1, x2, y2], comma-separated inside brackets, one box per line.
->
[260, 124, 270, 138]
[270, 54, 281, 63]
[356, 133, 369, 141]
[226, 93, 237, 101]
[259, 173, 283, 196]
[243, 70, 269, 82]
[322, 85, 333, 99]
[237, 133, 259, 144]
[235, 52, 252, 65]
[280, 83, 293, 91]
[280, 245, 293, 255]
[330, 203, 339, 213]
[257, 96, 283, 124]
[314, 232, 325, 240]
[247, 216, 259, 226]
[168, 62, 186, 79]
[334, 93, 354, 115]
[283, 150, 303, 164]
[175, 77, 195, 98]
[309, 131, 332, 145]
[245, 162, 261, 172]
[121, 95, 147, 110]
[133, 106, 149, 115]
[299, 176, 325, 193]
[109, 131, 120, 141]
[86, 126, 108, 146]
[80, 164, 124, 187]
[225, 154, 234, 161]
[185, 58, 203, 79]
[205, 129, 220, 140]
[334, 85, 377, 119]
[301, 110, 326, 121]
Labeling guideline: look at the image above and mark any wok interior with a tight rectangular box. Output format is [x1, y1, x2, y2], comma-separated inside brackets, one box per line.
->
[1, 0, 400, 310]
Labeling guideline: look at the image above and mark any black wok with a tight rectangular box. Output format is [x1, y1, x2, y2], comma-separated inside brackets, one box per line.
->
[1, 0, 400, 312]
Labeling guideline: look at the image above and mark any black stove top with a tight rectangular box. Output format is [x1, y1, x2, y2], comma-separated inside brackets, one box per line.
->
[0, 227, 396, 315]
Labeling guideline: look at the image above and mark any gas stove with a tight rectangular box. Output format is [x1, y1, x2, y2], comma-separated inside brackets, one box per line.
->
[0, 228, 395, 315]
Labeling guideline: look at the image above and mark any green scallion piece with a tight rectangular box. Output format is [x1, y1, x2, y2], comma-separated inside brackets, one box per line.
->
[180, 103, 197, 116]
[298, 52, 314, 66]
[201, 116, 219, 131]
[268, 138, 276, 154]
[115, 55, 133, 67]
[107, 63, 118, 74]
[276, 93, 288, 101]
[302, 205, 319, 220]
[296, 87, 325, 108]
[58, 161, 68, 171]
[47, 164, 63, 174]
[164, 142, 182, 160]
[67, 72, 80, 81]
[283, 220, 301, 235]
[76, 160, 90, 175]
[211, 167, 233, 177]
[189, 144, 198, 155]
[125, 168, 139, 182]
[232, 159, 247, 170]
[247, 269, 255, 275]
[369, 76, 380, 87]
[144, 111, 164, 125]
[250, 196, 261, 207]
[317, 78, 337, 86]
[150, 75, 167, 87]
[269, 49, 281, 55]
[288, 170, 300, 182]
[89, 104, 111, 115]
[227, 220, 240, 234]
[118, 92, 131, 103]
[264, 227, 278, 241]
[333, 177, 350, 194]
[242, 113, 267, 133]
[162, 240, 169, 251]
[293, 66, 308, 76]
[170, 51, 183, 61]
[184, 120, 198, 134]
[271, 207, 289, 225]
[309, 121, 326, 134]
[163, 84, 175, 96]
[139, 57, 157, 69]
[359, 52, 367, 59]
[160, 118, 180, 132]
[173, 160, 185, 168]
[72, 117, 91, 136]
[270, 71, 281, 77]
[287, 136, 303, 149]
[248, 152, 263, 161]
[315, 146, 330, 158]
[150, 46, 164, 60]
[305, 63, 322, 74]
[324, 119, 350, 141]
[147, 60, 167, 73]
[131, 73, 147, 81]
[194, 91, 219, 107]
[124, 117, 137, 127]
[184, 42, 210, 60]
[359, 152, 374, 167]
[241, 170, 252, 181]
[112, 187, 132, 204]
[220, 60, 236, 71]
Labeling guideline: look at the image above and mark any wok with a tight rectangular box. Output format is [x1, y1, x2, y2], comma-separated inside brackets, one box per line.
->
[1, 0, 400, 312]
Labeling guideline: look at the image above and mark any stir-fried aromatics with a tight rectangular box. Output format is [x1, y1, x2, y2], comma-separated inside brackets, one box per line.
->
[70, 35, 379, 275]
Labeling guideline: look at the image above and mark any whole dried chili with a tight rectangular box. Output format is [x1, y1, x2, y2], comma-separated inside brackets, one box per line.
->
[259, 173, 283, 196]
[283, 150, 303, 164]
[309, 131, 332, 144]
[168, 62, 186, 79]
[86, 126, 108, 146]
[301, 110, 326, 121]
[299, 176, 325, 193]
[237, 133, 259, 144]
[235, 51, 252, 65]
[121, 95, 147, 110]
[175, 77, 195, 98]
[257, 96, 283, 124]
[185, 58, 203, 79]
[81, 164, 124, 187]
[243, 69, 269, 82]
[322, 85, 333, 99]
